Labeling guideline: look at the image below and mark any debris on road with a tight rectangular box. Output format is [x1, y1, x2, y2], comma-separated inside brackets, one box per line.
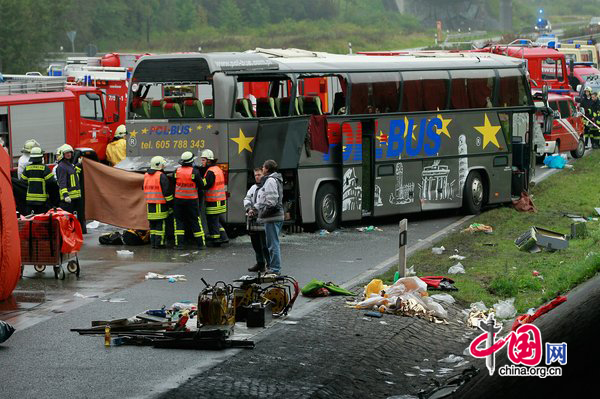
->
[431, 246, 446, 255]
[543, 154, 567, 169]
[449, 254, 465, 260]
[570, 222, 588, 239]
[86, 220, 101, 229]
[145, 272, 187, 282]
[492, 298, 516, 319]
[438, 354, 464, 363]
[511, 296, 567, 331]
[301, 279, 355, 297]
[101, 298, 127, 303]
[73, 292, 100, 299]
[420, 276, 458, 291]
[356, 225, 383, 232]
[431, 294, 456, 304]
[515, 226, 568, 252]
[448, 263, 465, 274]
[512, 191, 537, 213]
[0, 321, 15, 344]
[116, 249, 134, 258]
[461, 223, 493, 234]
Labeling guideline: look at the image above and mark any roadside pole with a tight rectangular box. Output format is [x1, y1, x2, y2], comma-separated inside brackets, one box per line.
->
[398, 219, 407, 278]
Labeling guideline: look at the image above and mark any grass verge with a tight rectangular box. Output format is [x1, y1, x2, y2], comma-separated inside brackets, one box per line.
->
[378, 152, 600, 313]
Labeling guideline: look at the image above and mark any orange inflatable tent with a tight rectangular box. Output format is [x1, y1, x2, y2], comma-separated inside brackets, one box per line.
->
[0, 148, 20, 301]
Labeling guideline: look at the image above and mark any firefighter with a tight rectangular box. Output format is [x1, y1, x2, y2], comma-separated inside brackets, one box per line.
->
[199, 149, 228, 247]
[174, 151, 205, 250]
[55, 144, 85, 228]
[106, 124, 127, 166]
[20, 147, 55, 215]
[591, 92, 600, 149]
[17, 139, 40, 177]
[581, 87, 594, 148]
[143, 156, 173, 249]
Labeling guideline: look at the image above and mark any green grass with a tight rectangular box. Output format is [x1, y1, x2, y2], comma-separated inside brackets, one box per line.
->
[378, 152, 600, 313]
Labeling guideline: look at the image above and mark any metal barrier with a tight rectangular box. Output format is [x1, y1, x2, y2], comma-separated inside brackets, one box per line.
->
[0, 75, 67, 95]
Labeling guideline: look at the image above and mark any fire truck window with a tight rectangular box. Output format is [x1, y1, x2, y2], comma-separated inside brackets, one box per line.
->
[548, 101, 558, 112]
[79, 94, 104, 121]
[497, 69, 529, 107]
[558, 100, 570, 118]
[0, 113, 8, 152]
[568, 100, 577, 117]
[401, 71, 448, 112]
[542, 58, 562, 81]
[450, 70, 495, 109]
[349, 72, 400, 114]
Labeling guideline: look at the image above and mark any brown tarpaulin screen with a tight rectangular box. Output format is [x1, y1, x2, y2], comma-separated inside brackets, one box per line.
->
[83, 158, 149, 230]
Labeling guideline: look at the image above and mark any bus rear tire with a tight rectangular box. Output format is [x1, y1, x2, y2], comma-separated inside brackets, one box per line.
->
[315, 183, 340, 232]
[463, 171, 484, 215]
[571, 138, 585, 159]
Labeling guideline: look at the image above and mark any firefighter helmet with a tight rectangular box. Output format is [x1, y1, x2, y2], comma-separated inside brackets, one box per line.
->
[179, 151, 196, 165]
[150, 156, 167, 170]
[56, 144, 74, 161]
[114, 124, 127, 139]
[29, 147, 44, 159]
[22, 139, 40, 154]
[584, 86, 592, 93]
[200, 149, 215, 160]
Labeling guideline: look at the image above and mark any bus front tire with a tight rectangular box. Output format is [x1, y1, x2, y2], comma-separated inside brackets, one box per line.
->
[463, 171, 484, 215]
[315, 183, 340, 232]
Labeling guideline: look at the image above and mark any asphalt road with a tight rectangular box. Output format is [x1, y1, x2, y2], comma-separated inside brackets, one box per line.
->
[0, 160, 575, 398]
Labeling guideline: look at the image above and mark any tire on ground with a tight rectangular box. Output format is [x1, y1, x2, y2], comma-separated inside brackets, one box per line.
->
[571, 138, 585, 159]
[315, 183, 340, 232]
[462, 171, 485, 215]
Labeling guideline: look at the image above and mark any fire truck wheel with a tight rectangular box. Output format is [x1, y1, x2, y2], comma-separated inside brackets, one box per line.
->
[462, 171, 484, 215]
[571, 138, 585, 159]
[67, 260, 79, 274]
[315, 183, 340, 232]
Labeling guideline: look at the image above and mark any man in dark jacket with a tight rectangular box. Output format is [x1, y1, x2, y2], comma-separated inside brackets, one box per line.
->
[20, 147, 56, 215]
[143, 156, 173, 248]
[581, 87, 594, 147]
[591, 92, 600, 149]
[55, 144, 85, 231]
[255, 159, 284, 275]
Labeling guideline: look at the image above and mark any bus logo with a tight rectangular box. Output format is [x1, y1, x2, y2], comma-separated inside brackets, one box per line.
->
[387, 117, 443, 157]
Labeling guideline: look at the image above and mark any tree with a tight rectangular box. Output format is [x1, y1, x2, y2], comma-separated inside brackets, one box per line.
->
[216, 0, 243, 33]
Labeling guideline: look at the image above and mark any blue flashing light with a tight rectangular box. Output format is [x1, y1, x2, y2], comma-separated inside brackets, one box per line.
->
[548, 41, 556, 49]
[548, 89, 570, 94]
[538, 18, 542, 22]
[567, 40, 574, 44]
[588, 40, 594, 45]
[519, 39, 528, 45]
[576, 44, 581, 49]
[539, 9, 543, 14]
[127, 70, 132, 80]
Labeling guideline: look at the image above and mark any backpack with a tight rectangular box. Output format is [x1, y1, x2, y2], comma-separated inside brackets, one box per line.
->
[122, 229, 150, 246]
[98, 231, 123, 245]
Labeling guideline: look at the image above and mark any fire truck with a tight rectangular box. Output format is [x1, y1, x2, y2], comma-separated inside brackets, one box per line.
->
[0, 75, 118, 169]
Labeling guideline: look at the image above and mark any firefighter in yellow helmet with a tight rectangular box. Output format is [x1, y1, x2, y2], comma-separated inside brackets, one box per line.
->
[18, 139, 40, 177]
[20, 147, 56, 214]
[173, 151, 205, 249]
[106, 124, 127, 166]
[143, 156, 173, 248]
[199, 149, 228, 246]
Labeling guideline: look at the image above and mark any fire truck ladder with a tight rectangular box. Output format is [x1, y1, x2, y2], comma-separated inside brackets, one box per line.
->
[0, 74, 66, 95]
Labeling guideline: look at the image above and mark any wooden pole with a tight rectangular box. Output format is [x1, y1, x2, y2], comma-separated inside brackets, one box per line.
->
[398, 219, 408, 278]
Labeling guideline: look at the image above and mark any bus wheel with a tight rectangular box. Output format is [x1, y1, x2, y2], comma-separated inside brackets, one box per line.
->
[463, 171, 484, 215]
[315, 183, 340, 232]
[571, 138, 585, 159]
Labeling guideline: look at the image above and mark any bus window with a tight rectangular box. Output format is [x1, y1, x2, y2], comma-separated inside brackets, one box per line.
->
[235, 74, 293, 118]
[130, 81, 212, 119]
[401, 71, 448, 112]
[450, 70, 495, 109]
[498, 69, 529, 107]
[349, 72, 400, 114]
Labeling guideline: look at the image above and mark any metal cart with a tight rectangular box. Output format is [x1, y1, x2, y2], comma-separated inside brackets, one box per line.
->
[18, 215, 81, 280]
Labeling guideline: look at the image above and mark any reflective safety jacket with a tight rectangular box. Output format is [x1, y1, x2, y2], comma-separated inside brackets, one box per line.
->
[144, 169, 173, 220]
[21, 162, 55, 203]
[55, 159, 81, 200]
[106, 138, 126, 166]
[175, 166, 199, 200]
[203, 165, 226, 215]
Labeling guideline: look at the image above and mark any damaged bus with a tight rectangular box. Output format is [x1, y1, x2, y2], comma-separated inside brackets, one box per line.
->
[123, 49, 539, 231]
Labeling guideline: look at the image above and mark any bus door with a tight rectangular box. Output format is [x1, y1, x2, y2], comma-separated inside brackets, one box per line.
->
[341, 121, 362, 221]
[361, 119, 375, 217]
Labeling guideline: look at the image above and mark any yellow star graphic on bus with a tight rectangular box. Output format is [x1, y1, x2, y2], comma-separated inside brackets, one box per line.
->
[230, 129, 254, 154]
[435, 114, 452, 138]
[206, 124, 213, 130]
[403, 116, 417, 141]
[197, 124, 203, 130]
[474, 114, 501, 149]
[141, 128, 148, 135]
[130, 130, 137, 138]
[376, 130, 388, 144]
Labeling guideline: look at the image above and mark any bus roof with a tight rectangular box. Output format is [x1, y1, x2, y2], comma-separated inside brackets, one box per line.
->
[132, 49, 525, 82]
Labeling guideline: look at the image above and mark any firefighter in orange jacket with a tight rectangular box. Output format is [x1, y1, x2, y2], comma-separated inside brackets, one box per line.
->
[199, 149, 228, 246]
[174, 151, 205, 250]
[143, 156, 173, 249]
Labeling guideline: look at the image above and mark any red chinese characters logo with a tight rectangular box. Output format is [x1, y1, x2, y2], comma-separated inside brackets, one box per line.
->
[470, 324, 542, 367]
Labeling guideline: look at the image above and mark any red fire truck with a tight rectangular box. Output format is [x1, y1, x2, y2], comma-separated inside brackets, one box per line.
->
[0, 75, 118, 168]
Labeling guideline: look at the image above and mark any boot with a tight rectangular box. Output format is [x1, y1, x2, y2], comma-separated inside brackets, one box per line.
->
[197, 238, 206, 250]
[248, 263, 266, 272]
[150, 235, 157, 249]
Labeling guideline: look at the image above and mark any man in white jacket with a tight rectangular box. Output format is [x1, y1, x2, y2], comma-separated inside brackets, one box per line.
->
[244, 167, 269, 272]
[255, 160, 284, 275]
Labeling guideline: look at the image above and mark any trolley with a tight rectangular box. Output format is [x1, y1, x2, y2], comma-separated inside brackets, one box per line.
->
[18, 214, 81, 280]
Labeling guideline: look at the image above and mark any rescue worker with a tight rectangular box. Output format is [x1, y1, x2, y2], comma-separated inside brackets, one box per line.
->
[143, 156, 173, 249]
[55, 144, 85, 230]
[18, 139, 40, 177]
[199, 149, 228, 247]
[581, 87, 594, 148]
[174, 151, 205, 250]
[591, 92, 600, 149]
[106, 124, 127, 166]
[20, 147, 55, 215]
[244, 167, 269, 272]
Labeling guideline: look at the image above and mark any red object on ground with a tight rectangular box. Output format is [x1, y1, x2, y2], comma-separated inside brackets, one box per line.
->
[19, 210, 82, 254]
[511, 296, 567, 331]
[0, 148, 21, 301]
[419, 276, 455, 289]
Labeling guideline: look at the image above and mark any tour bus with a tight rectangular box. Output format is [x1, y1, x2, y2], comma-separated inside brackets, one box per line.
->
[124, 49, 540, 231]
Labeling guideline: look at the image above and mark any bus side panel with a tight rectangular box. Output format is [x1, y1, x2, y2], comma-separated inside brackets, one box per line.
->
[373, 159, 421, 216]
[297, 167, 339, 225]
[341, 121, 362, 221]
[226, 170, 248, 225]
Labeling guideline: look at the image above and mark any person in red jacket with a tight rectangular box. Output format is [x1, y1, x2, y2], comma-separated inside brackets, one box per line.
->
[143, 156, 173, 249]
[174, 151, 205, 250]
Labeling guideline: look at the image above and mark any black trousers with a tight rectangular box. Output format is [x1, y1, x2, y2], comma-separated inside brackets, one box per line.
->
[60, 198, 86, 234]
[206, 213, 228, 243]
[250, 231, 269, 266]
[149, 218, 167, 248]
[174, 199, 205, 246]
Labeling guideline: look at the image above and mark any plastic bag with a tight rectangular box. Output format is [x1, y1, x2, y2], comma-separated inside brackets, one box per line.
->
[432, 246, 445, 255]
[365, 279, 384, 298]
[354, 295, 389, 309]
[448, 262, 465, 274]
[543, 154, 567, 169]
[431, 294, 456, 304]
[422, 296, 448, 319]
[493, 298, 517, 319]
[470, 301, 488, 311]
[0, 320, 15, 344]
